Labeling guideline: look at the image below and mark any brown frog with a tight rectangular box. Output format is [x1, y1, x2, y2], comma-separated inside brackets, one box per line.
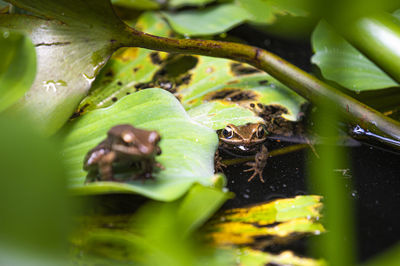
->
[216, 123, 269, 182]
[83, 124, 163, 182]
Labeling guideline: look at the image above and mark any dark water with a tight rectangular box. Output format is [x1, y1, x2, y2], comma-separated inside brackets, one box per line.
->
[225, 24, 400, 262]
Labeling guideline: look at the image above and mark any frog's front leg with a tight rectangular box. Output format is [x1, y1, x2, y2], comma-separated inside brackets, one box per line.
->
[244, 145, 269, 182]
[214, 149, 227, 174]
[98, 151, 117, 181]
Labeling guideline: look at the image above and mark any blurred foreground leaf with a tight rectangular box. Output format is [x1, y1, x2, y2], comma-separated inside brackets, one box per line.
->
[62, 88, 220, 201]
[0, 28, 36, 112]
[206, 195, 324, 246]
[72, 184, 233, 265]
[0, 0, 132, 135]
[311, 20, 399, 92]
[0, 115, 70, 264]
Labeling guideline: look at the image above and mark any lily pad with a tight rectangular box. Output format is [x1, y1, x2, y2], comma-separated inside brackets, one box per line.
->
[0, 28, 36, 112]
[61, 88, 220, 201]
[0, 0, 132, 135]
[311, 20, 399, 92]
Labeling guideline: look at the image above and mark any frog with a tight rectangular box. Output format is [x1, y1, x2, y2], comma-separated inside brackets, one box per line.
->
[83, 124, 163, 182]
[216, 123, 269, 182]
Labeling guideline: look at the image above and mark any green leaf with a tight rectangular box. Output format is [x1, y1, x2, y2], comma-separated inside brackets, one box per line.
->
[111, 0, 160, 10]
[76, 12, 171, 115]
[188, 102, 264, 130]
[311, 20, 399, 92]
[169, 0, 214, 8]
[0, 28, 36, 112]
[61, 88, 220, 201]
[162, 3, 250, 36]
[237, 0, 308, 25]
[0, 0, 132, 135]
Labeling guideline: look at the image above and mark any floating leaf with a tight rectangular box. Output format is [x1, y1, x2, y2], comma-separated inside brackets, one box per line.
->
[237, 249, 326, 266]
[0, 28, 36, 112]
[311, 20, 399, 92]
[176, 56, 306, 122]
[76, 12, 170, 115]
[0, 0, 133, 135]
[162, 3, 250, 36]
[206, 195, 324, 246]
[61, 88, 220, 201]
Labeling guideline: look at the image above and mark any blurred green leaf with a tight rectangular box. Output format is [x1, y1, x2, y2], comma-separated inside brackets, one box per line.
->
[311, 20, 399, 92]
[365, 242, 400, 266]
[206, 195, 324, 246]
[237, 248, 326, 266]
[112, 0, 160, 9]
[162, 3, 250, 36]
[0, 0, 132, 135]
[0, 114, 70, 263]
[0, 28, 36, 112]
[62, 88, 221, 201]
[169, 0, 214, 8]
[72, 184, 234, 265]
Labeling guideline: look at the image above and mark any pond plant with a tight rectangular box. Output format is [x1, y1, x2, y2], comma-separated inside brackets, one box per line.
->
[0, 0, 399, 265]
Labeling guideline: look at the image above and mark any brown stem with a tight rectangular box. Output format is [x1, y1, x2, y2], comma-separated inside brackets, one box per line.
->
[122, 27, 400, 145]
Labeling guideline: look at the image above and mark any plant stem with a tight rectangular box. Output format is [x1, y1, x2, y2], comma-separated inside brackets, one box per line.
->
[123, 27, 400, 145]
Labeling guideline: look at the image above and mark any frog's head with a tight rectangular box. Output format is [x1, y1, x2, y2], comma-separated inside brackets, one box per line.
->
[218, 123, 268, 146]
[108, 124, 161, 156]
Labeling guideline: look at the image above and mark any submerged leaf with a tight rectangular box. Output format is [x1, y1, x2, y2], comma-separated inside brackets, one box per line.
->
[0, 0, 132, 135]
[206, 195, 324, 246]
[0, 28, 36, 112]
[311, 20, 399, 92]
[61, 88, 220, 201]
[237, 249, 326, 266]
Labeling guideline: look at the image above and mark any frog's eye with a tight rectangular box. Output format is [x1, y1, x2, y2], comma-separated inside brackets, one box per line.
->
[122, 132, 135, 143]
[222, 126, 234, 139]
[256, 124, 267, 139]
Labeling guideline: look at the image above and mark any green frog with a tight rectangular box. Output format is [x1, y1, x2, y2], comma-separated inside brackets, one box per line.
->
[83, 124, 163, 182]
[216, 123, 269, 182]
